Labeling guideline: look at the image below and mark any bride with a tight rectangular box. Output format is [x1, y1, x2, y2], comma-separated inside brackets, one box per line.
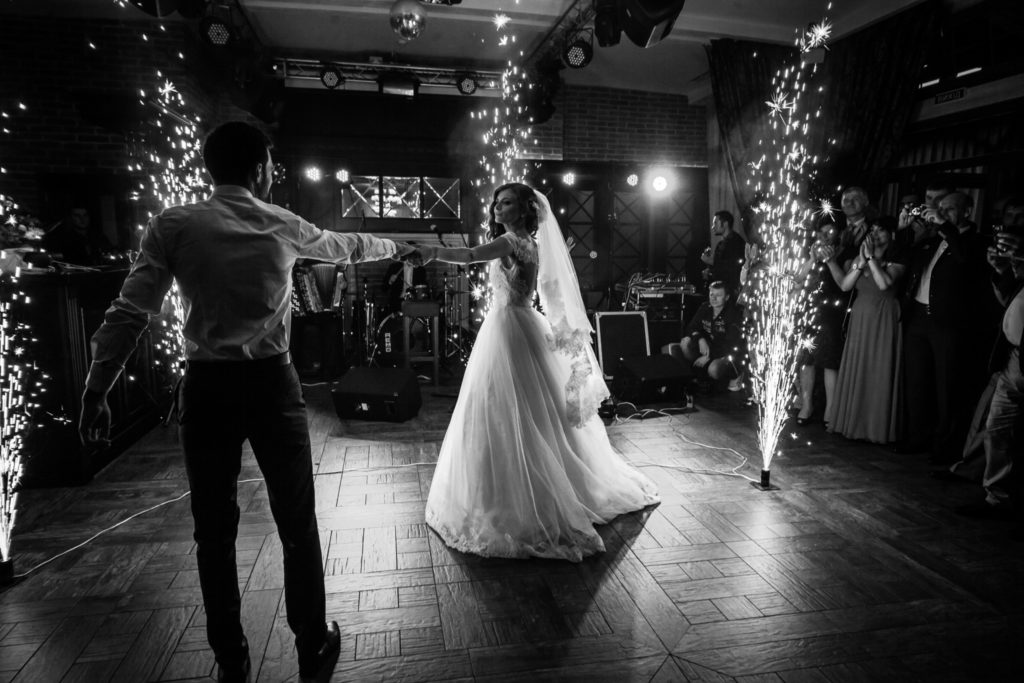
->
[416, 182, 659, 562]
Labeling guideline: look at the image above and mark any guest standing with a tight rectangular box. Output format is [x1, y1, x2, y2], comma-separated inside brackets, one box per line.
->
[900, 191, 991, 462]
[701, 210, 746, 294]
[825, 219, 906, 443]
[794, 220, 847, 425]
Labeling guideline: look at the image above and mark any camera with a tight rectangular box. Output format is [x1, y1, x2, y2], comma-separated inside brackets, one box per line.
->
[909, 204, 929, 217]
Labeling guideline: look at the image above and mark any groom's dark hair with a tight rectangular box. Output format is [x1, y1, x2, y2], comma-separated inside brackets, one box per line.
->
[488, 183, 540, 240]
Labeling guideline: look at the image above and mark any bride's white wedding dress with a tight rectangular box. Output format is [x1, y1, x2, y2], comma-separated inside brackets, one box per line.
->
[424, 232, 659, 562]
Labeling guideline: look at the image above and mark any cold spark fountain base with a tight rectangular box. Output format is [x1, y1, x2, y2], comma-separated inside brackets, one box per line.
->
[751, 468, 780, 491]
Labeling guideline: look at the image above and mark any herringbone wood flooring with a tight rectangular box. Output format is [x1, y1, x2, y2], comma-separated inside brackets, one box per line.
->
[2, 383, 1022, 682]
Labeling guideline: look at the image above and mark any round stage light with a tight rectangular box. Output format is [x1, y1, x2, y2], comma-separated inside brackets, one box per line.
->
[320, 67, 343, 89]
[651, 175, 668, 192]
[626, 173, 639, 187]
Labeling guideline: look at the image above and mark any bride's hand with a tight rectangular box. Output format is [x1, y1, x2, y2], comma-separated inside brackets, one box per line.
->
[418, 245, 438, 264]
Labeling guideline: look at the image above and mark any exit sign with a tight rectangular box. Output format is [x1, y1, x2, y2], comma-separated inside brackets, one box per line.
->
[934, 88, 966, 104]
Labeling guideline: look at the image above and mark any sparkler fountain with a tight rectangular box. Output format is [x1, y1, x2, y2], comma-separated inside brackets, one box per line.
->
[744, 12, 834, 491]
[463, 9, 538, 324]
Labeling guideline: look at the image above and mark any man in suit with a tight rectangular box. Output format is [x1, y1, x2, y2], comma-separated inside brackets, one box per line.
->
[836, 186, 875, 258]
[900, 191, 992, 463]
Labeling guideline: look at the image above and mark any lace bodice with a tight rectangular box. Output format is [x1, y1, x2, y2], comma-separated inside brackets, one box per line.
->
[489, 232, 538, 308]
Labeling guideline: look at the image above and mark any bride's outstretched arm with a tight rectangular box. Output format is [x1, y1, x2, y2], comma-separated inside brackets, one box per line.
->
[419, 238, 513, 265]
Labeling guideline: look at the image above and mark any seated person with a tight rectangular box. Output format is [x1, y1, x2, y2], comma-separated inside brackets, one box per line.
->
[663, 280, 745, 388]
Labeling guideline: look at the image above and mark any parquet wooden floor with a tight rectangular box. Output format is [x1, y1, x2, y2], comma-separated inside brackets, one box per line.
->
[2, 381, 1022, 682]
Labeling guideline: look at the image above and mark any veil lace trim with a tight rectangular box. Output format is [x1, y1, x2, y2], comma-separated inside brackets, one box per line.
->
[533, 191, 608, 428]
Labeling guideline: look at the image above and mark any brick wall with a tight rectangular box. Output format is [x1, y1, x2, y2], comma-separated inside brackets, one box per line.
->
[528, 85, 707, 166]
[0, 14, 259, 220]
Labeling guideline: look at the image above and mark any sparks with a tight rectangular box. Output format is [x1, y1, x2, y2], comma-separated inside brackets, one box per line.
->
[744, 8, 833, 480]
[493, 13, 510, 30]
[765, 92, 794, 119]
[805, 20, 832, 49]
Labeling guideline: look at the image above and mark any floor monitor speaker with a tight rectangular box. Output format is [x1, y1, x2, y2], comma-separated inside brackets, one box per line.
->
[331, 367, 422, 422]
[611, 354, 691, 404]
[594, 311, 650, 379]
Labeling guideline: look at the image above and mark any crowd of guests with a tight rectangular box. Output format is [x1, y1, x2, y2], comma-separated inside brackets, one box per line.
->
[662, 181, 1024, 536]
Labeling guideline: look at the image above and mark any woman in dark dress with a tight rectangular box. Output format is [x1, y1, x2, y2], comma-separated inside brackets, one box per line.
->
[795, 221, 848, 425]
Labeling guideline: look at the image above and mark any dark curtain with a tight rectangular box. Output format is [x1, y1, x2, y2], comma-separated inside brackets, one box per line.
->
[707, 1, 940, 217]
[706, 40, 793, 232]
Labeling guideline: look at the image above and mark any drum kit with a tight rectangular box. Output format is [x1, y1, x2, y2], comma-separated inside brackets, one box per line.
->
[359, 268, 474, 369]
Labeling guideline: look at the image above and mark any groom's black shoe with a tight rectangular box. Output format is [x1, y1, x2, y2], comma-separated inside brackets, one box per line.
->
[216, 654, 251, 683]
[299, 621, 341, 683]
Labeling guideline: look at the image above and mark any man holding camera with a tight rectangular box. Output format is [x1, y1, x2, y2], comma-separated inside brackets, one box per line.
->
[896, 178, 957, 248]
[900, 191, 991, 463]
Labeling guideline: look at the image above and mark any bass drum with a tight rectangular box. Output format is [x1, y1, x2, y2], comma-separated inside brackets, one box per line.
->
[371, 313, 430, 367]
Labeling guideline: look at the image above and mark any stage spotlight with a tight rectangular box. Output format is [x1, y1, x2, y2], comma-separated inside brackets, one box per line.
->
[651, 175, 668, 192]
[562, 172, 576, 186]
[455, 73, 478, 95]
[562, 29, 593, 69]
[304, 166, 322, 182]
[626, 173, 639, 187]
[201, 16, 234, 47]
[594, 0, 621, 47]
[320, 66, 343, 89]
[335, 169, 350, 184]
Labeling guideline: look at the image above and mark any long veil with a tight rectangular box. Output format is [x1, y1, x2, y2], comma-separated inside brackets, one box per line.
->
[533, 191, 609, 427]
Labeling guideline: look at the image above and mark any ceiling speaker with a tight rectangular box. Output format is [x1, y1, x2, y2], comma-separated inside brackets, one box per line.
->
[620, 0, 686, 48]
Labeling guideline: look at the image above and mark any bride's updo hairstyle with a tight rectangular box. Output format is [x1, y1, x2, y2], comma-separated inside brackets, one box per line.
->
[487, 182, 540, 240]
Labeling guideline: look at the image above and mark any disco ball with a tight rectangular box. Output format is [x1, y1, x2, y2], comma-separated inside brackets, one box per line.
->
[390, 0, 427, 43]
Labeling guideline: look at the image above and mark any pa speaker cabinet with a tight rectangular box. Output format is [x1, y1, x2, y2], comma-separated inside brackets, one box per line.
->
[647, 319, 684, 353]
[595, 311, 650, 379]
[331, 367, 422, 422]
[611, 354, 691, 404]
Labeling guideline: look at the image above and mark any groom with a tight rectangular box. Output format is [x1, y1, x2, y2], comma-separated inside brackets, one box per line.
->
[79, 121, 417, 683]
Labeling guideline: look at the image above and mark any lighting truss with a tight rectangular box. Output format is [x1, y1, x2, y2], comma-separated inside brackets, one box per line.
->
[274, 58, 503, 97]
